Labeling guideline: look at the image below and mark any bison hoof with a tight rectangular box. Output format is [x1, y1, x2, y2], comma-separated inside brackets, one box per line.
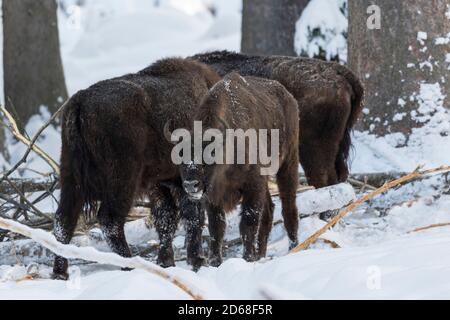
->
[157, 253, 175, 268]
[209, 255, 223, 268]
[52, 272, 69, 281]
[243, 252, 257, 263]
[289, 240, 299, 251]
[157, 257, 175, 268]
[189, 256, 207, 272]
[157, 246, 176, 268]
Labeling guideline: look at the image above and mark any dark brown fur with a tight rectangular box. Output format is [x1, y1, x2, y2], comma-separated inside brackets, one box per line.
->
[191, 51, 364, 188]
[53, 58, 221, 279]
[179, 73, 300, 265]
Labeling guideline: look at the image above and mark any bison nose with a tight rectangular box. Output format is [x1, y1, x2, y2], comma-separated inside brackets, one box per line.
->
[183, 180, 201, 193]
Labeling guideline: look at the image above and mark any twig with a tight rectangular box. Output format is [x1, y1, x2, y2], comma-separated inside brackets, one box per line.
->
[291, 165, 450, 253]
[348, 177, 376, 191]
[407, 223, 450, 234]
[3, 177, 53, 221]
[0, 194, 34, 214]
[0, 216, 203, 300]
[0, 103, 65, 179]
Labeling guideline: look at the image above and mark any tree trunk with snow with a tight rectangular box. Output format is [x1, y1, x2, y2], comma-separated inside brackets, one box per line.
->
[348, 0, 450, 138]
[2, 0, 68, 132]
[241, 0, 310, 56]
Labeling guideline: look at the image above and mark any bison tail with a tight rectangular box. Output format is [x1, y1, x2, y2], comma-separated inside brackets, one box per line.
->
[61, 95, 99, 220]
[336, 65, 365, 165]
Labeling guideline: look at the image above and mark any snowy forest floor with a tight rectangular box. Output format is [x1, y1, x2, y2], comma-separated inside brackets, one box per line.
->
[1, 1, 450, 299]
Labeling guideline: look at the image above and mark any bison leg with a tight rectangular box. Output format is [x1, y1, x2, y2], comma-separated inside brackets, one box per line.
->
[277, 152, 299, 250]
[97, 200, 133, 260]
[53, 180, 84, 280]
[206, 203, 226, 267]
[180, 195, 206, 271]
[149, 186, 180, 268]
[240, 179, 265, 262]
[257, 188, 274, 259]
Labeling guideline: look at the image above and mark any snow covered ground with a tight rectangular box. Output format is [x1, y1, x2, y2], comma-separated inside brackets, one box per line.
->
[3, 228, 450, 300]
[1, 0, 450, 300]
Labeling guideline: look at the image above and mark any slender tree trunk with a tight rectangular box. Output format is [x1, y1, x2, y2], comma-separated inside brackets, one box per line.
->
[3, 0, 68, 132]
[348, 0, 450, 137]
[241, 0, 310, 56]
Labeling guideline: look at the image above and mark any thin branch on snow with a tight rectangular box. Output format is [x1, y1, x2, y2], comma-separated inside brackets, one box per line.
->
[407, 222, 450, 234]
[0, 216, 203, 300]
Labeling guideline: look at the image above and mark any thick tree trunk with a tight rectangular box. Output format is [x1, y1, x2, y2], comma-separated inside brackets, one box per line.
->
[348, 0, 450, 137]
[2, 0, 68, 131]
[241, 0, 310, 56]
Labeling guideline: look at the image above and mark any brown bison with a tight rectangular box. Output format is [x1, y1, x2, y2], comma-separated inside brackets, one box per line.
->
[191, 51, 364, 188]
[53, 58, 221, 279]
[173, 72, 300, 265]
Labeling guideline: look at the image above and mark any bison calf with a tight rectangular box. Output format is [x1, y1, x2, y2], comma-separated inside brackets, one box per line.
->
[175, 73, 300, 265]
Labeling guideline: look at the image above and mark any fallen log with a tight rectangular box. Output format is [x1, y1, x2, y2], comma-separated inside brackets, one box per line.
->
[0, 178, 57, 195]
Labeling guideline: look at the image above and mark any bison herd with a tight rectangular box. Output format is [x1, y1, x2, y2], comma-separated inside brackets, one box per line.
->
[52, 50, 364, 280]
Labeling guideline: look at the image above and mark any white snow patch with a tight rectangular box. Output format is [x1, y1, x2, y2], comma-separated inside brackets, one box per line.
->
[294, 0, 348, 62]
[417, 31, 428, 45]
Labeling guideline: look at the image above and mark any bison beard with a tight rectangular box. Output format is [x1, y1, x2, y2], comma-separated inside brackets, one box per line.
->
[53, 58, 221, 279]
[191, 50, 364, 189]
[178, 73, 300, 265]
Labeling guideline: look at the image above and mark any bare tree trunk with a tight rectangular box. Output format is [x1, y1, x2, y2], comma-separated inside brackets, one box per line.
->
[3, 0, 68, 132]
[348, 0, 450, 137]
[241, 0, 310, 56]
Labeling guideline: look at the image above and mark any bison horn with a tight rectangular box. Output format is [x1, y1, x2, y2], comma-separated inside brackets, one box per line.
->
[164, 120, 176, 144]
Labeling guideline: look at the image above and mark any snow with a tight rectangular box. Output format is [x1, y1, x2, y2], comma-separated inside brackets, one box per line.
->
[417, 31, 428, 45]
[352, 82, 450, 173]
[1, 0, 450, 300]
[294, 0, 348, 62]
[4, 229, 450, 299]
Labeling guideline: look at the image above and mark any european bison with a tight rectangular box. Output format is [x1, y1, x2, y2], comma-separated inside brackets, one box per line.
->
[53, 58, 221, 279]
[191, 51, 364, 188]
[174, 72, 300, 265]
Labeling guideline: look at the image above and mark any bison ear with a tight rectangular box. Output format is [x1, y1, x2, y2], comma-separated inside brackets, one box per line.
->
[164, 120, 177, 145]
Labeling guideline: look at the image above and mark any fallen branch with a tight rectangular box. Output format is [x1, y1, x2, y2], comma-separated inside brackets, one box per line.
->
[0, 216, 203, 300]
[407, 222, 450, 234]
[351, 172, 409, 188]
[3, 177, 53, 221]
[291, 165, 450, 253]
[0, 104, 63, 179]
[0, 178, 57, 195]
